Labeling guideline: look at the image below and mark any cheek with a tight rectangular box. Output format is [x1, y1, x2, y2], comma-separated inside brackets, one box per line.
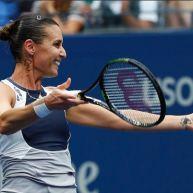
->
[34, 53, 51, 66]
[33, 47, 56, 70]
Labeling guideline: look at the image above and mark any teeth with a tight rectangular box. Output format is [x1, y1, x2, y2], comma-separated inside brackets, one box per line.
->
[55, 61, 60, 66]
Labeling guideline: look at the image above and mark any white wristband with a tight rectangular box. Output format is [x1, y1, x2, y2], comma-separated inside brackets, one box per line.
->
[33, 103, 52, 118]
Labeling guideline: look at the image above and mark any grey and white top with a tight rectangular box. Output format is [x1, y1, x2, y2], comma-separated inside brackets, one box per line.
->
[0, 78, 75, 187]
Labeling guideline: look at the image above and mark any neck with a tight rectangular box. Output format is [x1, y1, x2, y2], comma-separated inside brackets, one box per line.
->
[11, 63, 42, 90]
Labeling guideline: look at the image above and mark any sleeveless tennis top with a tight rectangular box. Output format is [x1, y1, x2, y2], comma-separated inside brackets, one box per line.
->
[0, 78, 75, 187]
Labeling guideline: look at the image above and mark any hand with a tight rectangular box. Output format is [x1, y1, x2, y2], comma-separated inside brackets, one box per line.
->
[57, 77, 71, 90]
[44, 78, 85, 110]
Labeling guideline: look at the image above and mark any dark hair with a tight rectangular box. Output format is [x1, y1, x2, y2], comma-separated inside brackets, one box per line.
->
[0, 14, 59, 62]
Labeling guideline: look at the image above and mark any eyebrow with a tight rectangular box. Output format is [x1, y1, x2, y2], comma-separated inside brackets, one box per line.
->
[53, 39, 63, 44]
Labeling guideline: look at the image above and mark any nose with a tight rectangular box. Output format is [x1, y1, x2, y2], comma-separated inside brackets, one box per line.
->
[60, 47, 67, 58]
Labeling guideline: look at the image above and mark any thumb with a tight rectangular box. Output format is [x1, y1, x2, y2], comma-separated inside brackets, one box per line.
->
[57, 77, 71, 90]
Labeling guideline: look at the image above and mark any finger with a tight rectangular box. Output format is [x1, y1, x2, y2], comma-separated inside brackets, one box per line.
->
[59, 90, 83, 100]
[58, 90, 81, 99]
[67, 90, 81, 97]
[66, 98, 86, 105]
[57, 77, 71, 90]
[57, 77, 71, 89]
[50, 90, 76, 100]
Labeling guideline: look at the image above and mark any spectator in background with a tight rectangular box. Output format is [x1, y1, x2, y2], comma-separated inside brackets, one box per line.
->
[32, 0, 86, 34]
[0, 0, 19, 26]
[85, 1, 123, 28]
[121, 0, 159, 29]
[165, 0, 193, 28]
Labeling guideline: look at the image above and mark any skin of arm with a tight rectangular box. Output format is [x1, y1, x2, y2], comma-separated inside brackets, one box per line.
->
[66, 102, 188, 131]
[0, 80, 191, 135]
[0, 82, 83, 135]
[0, 83, 39, 134]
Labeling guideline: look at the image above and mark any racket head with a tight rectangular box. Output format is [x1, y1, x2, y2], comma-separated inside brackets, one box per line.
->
[99, 58, 166, 127]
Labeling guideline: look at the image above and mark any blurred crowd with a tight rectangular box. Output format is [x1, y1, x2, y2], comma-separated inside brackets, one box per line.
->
[0, 0, 193, 34]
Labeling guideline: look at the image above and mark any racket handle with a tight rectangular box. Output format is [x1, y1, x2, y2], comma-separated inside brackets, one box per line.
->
[80, 95, 110, 111]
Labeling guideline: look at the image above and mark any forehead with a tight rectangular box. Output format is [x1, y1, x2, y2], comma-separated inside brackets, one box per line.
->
[43, 25, 63, 42]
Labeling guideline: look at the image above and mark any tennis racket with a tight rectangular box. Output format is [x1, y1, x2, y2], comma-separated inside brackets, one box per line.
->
[77, 58, 166, 127]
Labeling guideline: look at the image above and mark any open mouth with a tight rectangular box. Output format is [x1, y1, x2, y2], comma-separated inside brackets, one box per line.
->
[54, 60, 61, 66]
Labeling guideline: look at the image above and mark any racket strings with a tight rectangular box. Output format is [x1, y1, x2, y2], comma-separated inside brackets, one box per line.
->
[103, 62, 161, 126]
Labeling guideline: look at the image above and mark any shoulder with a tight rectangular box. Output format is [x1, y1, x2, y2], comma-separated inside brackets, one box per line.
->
[0, 81, 15, 96]
[0, 81, 16, 107]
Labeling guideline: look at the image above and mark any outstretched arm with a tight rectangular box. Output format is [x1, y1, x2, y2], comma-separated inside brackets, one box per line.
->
[66, 102, 192, 131]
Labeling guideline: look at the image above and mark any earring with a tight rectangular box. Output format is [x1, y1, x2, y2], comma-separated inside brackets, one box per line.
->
[24, 58, 33, 72]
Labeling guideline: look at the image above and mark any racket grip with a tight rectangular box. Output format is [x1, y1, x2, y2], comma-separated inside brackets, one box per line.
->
[80, 95, 110, 111]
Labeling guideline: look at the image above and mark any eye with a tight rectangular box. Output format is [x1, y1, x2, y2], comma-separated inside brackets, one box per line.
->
[53, 40, 63, 48]
[53, 42, 60, 48]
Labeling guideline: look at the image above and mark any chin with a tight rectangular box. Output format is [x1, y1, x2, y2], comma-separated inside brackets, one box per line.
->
[45, 71, 58, 78]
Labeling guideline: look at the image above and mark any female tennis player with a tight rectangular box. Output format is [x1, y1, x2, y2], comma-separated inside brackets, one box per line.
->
[0, 14, 192, 193]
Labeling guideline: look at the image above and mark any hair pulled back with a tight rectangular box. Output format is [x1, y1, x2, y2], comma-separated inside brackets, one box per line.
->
[0, 14, 59, 62]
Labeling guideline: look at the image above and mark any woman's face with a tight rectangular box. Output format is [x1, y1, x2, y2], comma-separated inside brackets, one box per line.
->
[33, 25, 66, 78]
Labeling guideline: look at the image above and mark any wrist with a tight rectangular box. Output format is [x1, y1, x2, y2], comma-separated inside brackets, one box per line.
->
[33, 102, 52, 118]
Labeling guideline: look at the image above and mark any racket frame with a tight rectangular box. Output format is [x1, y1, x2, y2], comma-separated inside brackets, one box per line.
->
[79, 58, 166, 127]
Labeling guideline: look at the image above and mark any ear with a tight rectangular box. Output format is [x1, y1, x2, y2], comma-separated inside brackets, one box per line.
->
[23, 39, 36, 56]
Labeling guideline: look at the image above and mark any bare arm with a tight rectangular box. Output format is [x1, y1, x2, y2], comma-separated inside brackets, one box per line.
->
[0, 83, 38, 134]
[66, 103, 131, 130]
[0, 103, 40, 135]
[66, 102, 191, 131]
[0, 80, 84, 135]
